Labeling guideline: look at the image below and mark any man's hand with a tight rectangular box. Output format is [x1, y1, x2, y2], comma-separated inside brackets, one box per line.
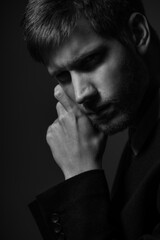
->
[46, 85, 107, 180]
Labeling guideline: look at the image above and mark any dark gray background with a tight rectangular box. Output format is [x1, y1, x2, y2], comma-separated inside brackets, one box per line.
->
[2, 1, 160, 239]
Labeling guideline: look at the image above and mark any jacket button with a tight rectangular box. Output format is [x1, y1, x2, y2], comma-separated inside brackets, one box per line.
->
[58, 232, 65, 240]
[51, 213, 60, 223]
[54, 222, 62, 234]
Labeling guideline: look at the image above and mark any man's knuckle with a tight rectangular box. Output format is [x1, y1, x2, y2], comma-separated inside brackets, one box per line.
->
[48, 120, 58, 131]
[59, 115, 66, 122]
[46, 129, 52, 143]
[46, 120, 60, 140]
[47, 125, 52, 134]
[46, 124, 53, 135]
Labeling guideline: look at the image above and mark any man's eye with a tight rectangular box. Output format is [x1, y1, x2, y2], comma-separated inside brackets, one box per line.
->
[85, 55, 98, 66]
[80, 52, 105, 72]
[56, 71, 71, 84]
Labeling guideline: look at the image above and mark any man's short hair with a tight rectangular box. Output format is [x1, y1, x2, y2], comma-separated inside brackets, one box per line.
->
[21, 0, 158, 63]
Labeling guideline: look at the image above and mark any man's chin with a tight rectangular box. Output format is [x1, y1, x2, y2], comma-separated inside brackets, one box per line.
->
[92, 114, 131, 135]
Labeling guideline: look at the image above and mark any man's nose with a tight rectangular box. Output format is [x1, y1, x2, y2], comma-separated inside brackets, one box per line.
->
[71, 72, 97, 104]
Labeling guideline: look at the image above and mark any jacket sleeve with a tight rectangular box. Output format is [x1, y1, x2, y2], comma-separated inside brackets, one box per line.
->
[29, 170, 116, 240]
[29, 170, 160, 240]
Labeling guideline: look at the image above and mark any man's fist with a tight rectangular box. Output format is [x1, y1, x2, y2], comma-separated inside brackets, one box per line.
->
[46, 85, 107, 180]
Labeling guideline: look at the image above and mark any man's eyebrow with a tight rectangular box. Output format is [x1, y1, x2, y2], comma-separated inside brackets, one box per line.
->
[53, 44, 106, 76]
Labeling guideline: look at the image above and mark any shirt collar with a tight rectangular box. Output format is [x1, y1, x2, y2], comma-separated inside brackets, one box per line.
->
[129, 89, 160, 156]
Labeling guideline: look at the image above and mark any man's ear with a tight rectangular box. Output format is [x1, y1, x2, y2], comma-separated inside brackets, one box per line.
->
[128, 12, 150, 55]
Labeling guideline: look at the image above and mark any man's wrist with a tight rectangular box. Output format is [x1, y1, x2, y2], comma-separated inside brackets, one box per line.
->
[64, 164, 102, 180]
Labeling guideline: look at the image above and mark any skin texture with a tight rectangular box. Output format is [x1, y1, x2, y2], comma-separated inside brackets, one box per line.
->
[46, 16, 150, 179]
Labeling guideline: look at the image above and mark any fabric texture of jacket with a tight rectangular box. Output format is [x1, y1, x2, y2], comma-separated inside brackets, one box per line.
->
[29, 92, 160, 240]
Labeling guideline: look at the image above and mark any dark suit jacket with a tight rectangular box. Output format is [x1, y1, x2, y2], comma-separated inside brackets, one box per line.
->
[29, 93, 160, 240]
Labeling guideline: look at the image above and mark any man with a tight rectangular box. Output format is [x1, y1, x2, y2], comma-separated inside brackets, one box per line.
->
[22, 0, 160, 239]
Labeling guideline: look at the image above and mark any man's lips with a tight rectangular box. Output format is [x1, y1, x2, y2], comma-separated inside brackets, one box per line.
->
[81, 103, 118, 125]
[82, 103, 112, 116]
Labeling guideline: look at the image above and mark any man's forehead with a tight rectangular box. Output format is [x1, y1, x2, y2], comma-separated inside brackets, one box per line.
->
[47, 17, 106, 75]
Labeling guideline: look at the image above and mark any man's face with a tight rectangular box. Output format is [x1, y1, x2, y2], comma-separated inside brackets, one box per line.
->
[47, 18, 149, 135]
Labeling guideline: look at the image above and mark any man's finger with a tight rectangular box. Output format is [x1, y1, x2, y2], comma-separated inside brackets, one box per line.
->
[56, 101, 67, 118]
[54, 84, 76, 112]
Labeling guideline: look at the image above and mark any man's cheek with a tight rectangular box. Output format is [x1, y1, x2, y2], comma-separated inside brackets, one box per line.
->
[96, 65, 121, 95]
[101, 74, 122, 101]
